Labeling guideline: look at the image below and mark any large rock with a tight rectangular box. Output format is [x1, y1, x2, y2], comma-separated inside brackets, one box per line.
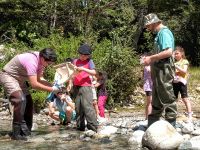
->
[142, 120, 184, 150]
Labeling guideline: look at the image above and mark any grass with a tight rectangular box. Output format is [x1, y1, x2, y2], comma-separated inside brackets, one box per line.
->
[188, 67, 200, 90]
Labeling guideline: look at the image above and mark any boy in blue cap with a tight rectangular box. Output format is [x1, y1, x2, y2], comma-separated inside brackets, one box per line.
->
[72, 44, 98, 132]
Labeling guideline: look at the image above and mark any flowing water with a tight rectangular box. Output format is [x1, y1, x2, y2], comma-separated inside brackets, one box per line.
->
[0, 120, 136, 150]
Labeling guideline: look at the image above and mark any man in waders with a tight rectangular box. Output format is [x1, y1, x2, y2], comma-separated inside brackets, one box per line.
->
[142, 13, 177, 127]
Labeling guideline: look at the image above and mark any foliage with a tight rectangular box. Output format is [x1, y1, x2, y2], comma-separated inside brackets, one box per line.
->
[1, 0, 200, 110]
[92, 38, 141, 106]
[31, 90, 48, 113]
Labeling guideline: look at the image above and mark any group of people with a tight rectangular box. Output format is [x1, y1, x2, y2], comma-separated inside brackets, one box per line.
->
[0, 44, 108, 141]
[0, 12, 193, 141]
[142, 13, 192, 128]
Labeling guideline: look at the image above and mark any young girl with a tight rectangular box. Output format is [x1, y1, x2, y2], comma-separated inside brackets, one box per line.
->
[143, 64, 153, 120]
[173, 46, 192, 122]
[94, 71, 108, 118]
[90, 75, 100, 118]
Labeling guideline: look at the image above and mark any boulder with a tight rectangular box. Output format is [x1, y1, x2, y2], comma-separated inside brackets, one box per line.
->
[142, 120, 184, 150]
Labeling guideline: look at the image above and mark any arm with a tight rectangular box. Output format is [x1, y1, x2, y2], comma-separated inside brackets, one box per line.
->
[63, 95, 75, 109]
[66, 101, 75, 110]
[28, 74, 54, 92]
[75, 59, 96, 76]
[143, 48, 173, 65]
[76, 67, 96, 76]
[94, 81, 101, 88]
[66, 79, 73, 92]
[49, 102, 55, 115]
[175, 64, 188, 74]
[40, 76, 52, 86]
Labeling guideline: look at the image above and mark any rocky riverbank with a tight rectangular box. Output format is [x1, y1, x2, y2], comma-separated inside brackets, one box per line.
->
[1, 102, 200, 150]
[0, 86, 200, 149]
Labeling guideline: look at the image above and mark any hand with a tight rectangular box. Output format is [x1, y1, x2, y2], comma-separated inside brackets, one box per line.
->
[175, 64, 179, 68]
[52, 85, 61, 93]
[76, 66, 84, 72]
[49, 111, 54, 115]
[143, 56, 151, 65]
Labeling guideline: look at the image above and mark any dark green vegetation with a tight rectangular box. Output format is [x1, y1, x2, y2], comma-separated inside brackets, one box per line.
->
[0, 0, 200, 110]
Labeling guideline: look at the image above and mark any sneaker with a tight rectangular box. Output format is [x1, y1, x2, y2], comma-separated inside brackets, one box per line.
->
[184, 112, 193, 116]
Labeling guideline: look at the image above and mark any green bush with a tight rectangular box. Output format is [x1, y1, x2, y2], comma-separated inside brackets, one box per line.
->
[31, 90, 48, 113]
[92, 38, 141, 107]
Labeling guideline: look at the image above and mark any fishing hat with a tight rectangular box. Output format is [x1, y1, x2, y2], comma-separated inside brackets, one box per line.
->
[144, 13, 162, 27]
[78, 44, 92, 55]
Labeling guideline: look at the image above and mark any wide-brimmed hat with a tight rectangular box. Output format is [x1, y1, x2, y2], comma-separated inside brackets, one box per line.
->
[144, 13, 162, 27]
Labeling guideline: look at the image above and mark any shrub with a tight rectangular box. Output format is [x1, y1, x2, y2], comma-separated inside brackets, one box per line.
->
[31, 90, 48, 113]
[92, 39, 141, 107]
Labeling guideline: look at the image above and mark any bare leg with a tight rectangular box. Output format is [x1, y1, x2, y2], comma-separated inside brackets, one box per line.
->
[145, 95, 152, 120]
[93, 100, 99, 117]
[182, 97, 192, 120]
[66, 106, 73, 123]
[49, 108, 60, 122]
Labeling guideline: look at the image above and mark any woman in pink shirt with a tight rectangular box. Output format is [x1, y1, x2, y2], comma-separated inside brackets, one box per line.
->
[0, 48, 59, 140]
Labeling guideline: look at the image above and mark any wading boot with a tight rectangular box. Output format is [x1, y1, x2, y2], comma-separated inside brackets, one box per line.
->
[12, 124, 27, 141]
[20, 121, 31, 136]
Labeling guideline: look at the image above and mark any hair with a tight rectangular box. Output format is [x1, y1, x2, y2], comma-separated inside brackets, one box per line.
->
[175, 46, 186, 59]
[39, 48, 57, 62]
[97, 70, 107, 81]
[65, 57, 73, 63]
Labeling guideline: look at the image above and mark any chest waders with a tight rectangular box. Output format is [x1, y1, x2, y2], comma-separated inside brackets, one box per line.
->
[148, 58, 177, 127]
[9, 91, 30, 140]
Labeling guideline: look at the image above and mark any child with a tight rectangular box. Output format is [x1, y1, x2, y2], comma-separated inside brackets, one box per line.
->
[72, 44, 98, 132]
[48, 91, 76, 125]
[143, 64, 153, 120]
[173, 46, 192, 122]
[90, 75, 100, 118]
[94, 71, 108, 118]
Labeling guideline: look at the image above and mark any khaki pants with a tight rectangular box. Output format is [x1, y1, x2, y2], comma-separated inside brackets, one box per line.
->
[148, 59, 177, 126]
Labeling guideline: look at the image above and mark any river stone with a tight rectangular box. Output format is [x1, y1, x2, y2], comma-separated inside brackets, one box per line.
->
[98, 126, 118, 136]
[129, 130, 145, 145]
[178, 136, 200, 150]
[84, 130, 96, 137]
[192, 128, 200, 136]
[181, 122, 194, 134]
[142, 120, 184, 150]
